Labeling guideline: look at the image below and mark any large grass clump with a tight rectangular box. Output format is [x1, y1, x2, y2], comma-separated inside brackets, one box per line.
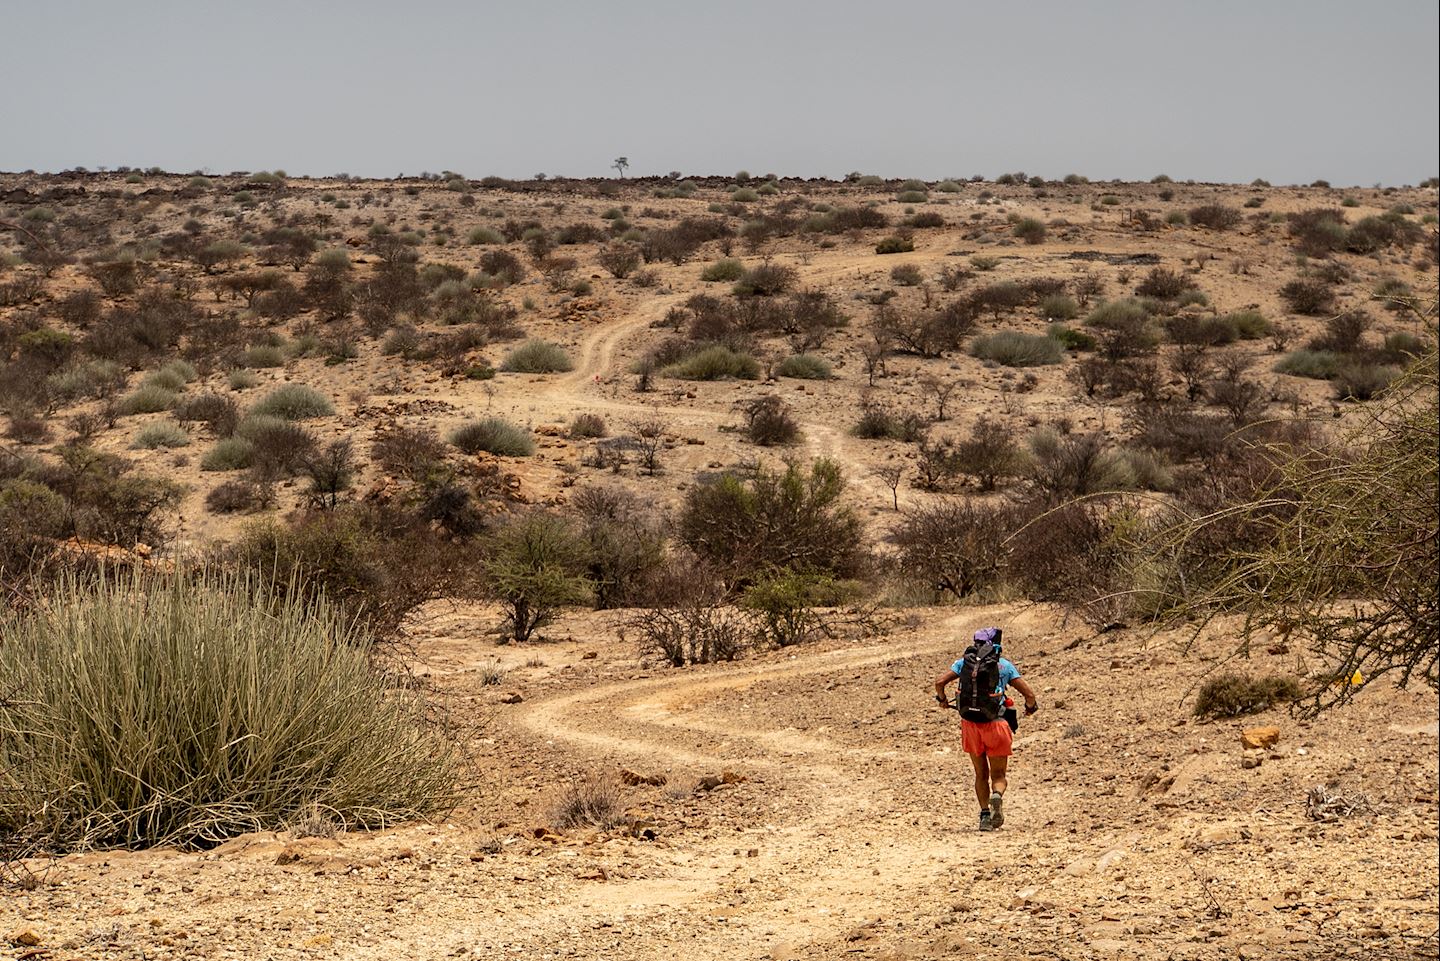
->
[970, 331, 1065, 367]
[118, 384, 179, 415]
[449, 417, 535, 456]
[0, 571, 457, 851]
[663, 344, 760, 380]
[131, 421, 191, 449]
[501, 339, 574, 373]
[249, 384, 335, 420]
[776, 353, 833, 379]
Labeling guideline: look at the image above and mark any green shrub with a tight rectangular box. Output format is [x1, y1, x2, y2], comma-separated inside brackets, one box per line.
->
[875, 236, 915, 254]
[0, 570, 456, 850]
[568, 413, 608, 439]
[242, 344, 285, 368]
[1165, 210, 1188, 225]
[449, 417, 535, 456]
[1085, 298, 1152, 330]
[1193, 673, 1303, 718]
[118, 384, 179, 415]
[131, 422, 190, 449]
[1012, 217, 1047, 244]
[935, 180, 962, 192]
[501, 339, 573, 373]
[776, 354, 833, 379]
[201, 437, 256, 471]
[1276, 349, 1341, 380]
[731, 187, 759, 202]
[1222, 310, 1271, 340]
[227, 369, 260, 391]
[896, 190, 928, 204]
[700, 258, 745, 282]
[466, 227, 503, 245]
[249, 384, 335, 420]
[1333, 363, 1400, 401]
[1047, 323, 1096, 351]
[664, 344, 760, 380]
[141, 368, 188, 393]
[851, 405, 925, 441]
[970, 255, 999, 271]
[1039, 294, 1078, 320]
[970, 331, 1065, 367]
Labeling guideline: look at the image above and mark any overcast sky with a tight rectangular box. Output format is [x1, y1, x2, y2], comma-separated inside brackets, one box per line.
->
[3, 0, 1436, 185]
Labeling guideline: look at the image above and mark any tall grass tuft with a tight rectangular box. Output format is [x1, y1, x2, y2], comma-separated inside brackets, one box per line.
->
[0, 570, 458, 851]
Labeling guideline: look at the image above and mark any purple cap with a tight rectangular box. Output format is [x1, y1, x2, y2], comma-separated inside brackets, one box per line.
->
[973, 627, 999, 644]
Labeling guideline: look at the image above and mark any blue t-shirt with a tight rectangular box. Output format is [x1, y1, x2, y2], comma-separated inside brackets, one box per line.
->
[951, 656, 1021, 697]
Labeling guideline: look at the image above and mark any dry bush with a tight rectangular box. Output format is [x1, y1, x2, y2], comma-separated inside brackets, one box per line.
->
[1193, 674, 1303, 718]
[956, 417, 1029, 491]
[549, 775, 626, 830]
[892, 499, 1014, 601]
[744, 394, 801, 446]
[1187, 204, 1242, 231]
[1280, 278, 1338, 316]
[372, 426, 448, 481]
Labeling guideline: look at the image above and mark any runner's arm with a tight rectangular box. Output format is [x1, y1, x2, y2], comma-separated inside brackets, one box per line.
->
[1011, 676, 1039, 713]
[933, 669, 959, 706]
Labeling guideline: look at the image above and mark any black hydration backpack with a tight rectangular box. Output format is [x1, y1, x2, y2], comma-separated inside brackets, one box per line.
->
[956, 640, 1004, 722]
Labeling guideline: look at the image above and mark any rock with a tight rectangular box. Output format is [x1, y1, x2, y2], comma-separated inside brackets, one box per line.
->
[275, 846, 302, 865]
[500, 692, 524, 704]
[696, 775, 724, 792]
[620, 769, 666, 787]
[721, 770, 747, 784]
[10, 930, 42, 947]
[1242, 755, 1263, 769]
[1010, 886, 1040, 908]
[582, 651, 598, 660]
[1241, 726, 1281, 749]
[1063, 856, 1095, 877]
[1096, 848, 1126, 873]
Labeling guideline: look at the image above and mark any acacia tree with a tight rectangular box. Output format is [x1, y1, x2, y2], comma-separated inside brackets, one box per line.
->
[612, 156, 629, 178]
[484, 512, 593, 643]
[1141, 347, 1438, 711]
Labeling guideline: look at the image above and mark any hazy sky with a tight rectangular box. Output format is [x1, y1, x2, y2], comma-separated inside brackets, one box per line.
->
[3, 0, 1436, 185]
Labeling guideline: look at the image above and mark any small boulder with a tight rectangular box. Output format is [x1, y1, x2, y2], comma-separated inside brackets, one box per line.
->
[500, 692, 524, 705]
[1242, 726, 1281, 749]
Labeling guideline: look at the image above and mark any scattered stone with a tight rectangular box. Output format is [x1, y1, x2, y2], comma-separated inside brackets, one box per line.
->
[582, 651, 598, 660]
[1242, 755, 1263, 770]
[500, 692, 524, 704]
[275, 846, 302, 865]
[620, 769, 666, 787]
[9, 930, 42, 948]
[1241, 726, 1281, 749]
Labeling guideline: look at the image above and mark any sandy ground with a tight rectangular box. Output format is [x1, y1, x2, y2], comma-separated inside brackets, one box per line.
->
[5, 603, 1438, 960]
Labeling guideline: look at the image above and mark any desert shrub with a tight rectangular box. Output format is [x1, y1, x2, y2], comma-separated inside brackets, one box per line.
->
[549, 775, 625, 830]
[1134, 267, 1194, 300]
[1307, 310, 1369, 354]
[118, 384, 179, 415]
[970, 331, 1064, 367]
[1048, 323, 1096, 351]
[237, 415, 317, 478]
[776, 353, 832, 379]
[1286, 208, 1349, 256]
[370, 426, 447, 482]
[851, 404, 925, 442]
[632, 597, 751, 667]
[1085, 298, 1152, 330]
[664, 344, 760, 380]
[875, 236, 915, 254]
[0, 479, 68, 541]
[1276, 349, 1342, 380]
[47, 359, 127, 405]
[677, 459, 865, 582]
[249, 384, 334, 420]
[1028, 429, 1134, 496]
[501, 339, 573, 373]
[568, 412, 608, 439]
[483, 512, 592, 642]
[449, 417, 534, 457]
[1280, 278, 1337, 316]
[892, 499, 1015, 600]
[227, 369, 260, 391]
[890, 263, 924, 286]
[700, 258, 745, 282]
[465, 227, 503, 245]
[896, 190, 928, 204]
[1333, 363, 1400, 401]
[131, 422, 190, 450]
[733, 263, 797, 297]
[1187, 204, 1241, 230]
[741, 571, 843, 648]
[1039, 294, 1079, 320]
[596, 242, 641, 279]
[1223, 310, 1271, 340]
[744, 395, 801, 446]
[1193, 673, 1303, 719]
[1012, 217, 1046, 244]
[1347, 213, 1422, 253]
[1378, 332, 1429, 364]
[200, 437, 255, 472]
[0, 570, 457, 850]
[478, 249, 526, 286]
[205, 478, 271, 514]
[173, 393, 240, 437]
[906, 211, 945, 229]
[731, 187, 759, 202]
[956, 417, 1029, 491]
[4, 414, 49, 445]
[241, 344, 285, 368]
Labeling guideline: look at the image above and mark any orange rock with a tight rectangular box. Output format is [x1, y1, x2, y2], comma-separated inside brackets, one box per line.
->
[1241, 726, 1281, 749]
